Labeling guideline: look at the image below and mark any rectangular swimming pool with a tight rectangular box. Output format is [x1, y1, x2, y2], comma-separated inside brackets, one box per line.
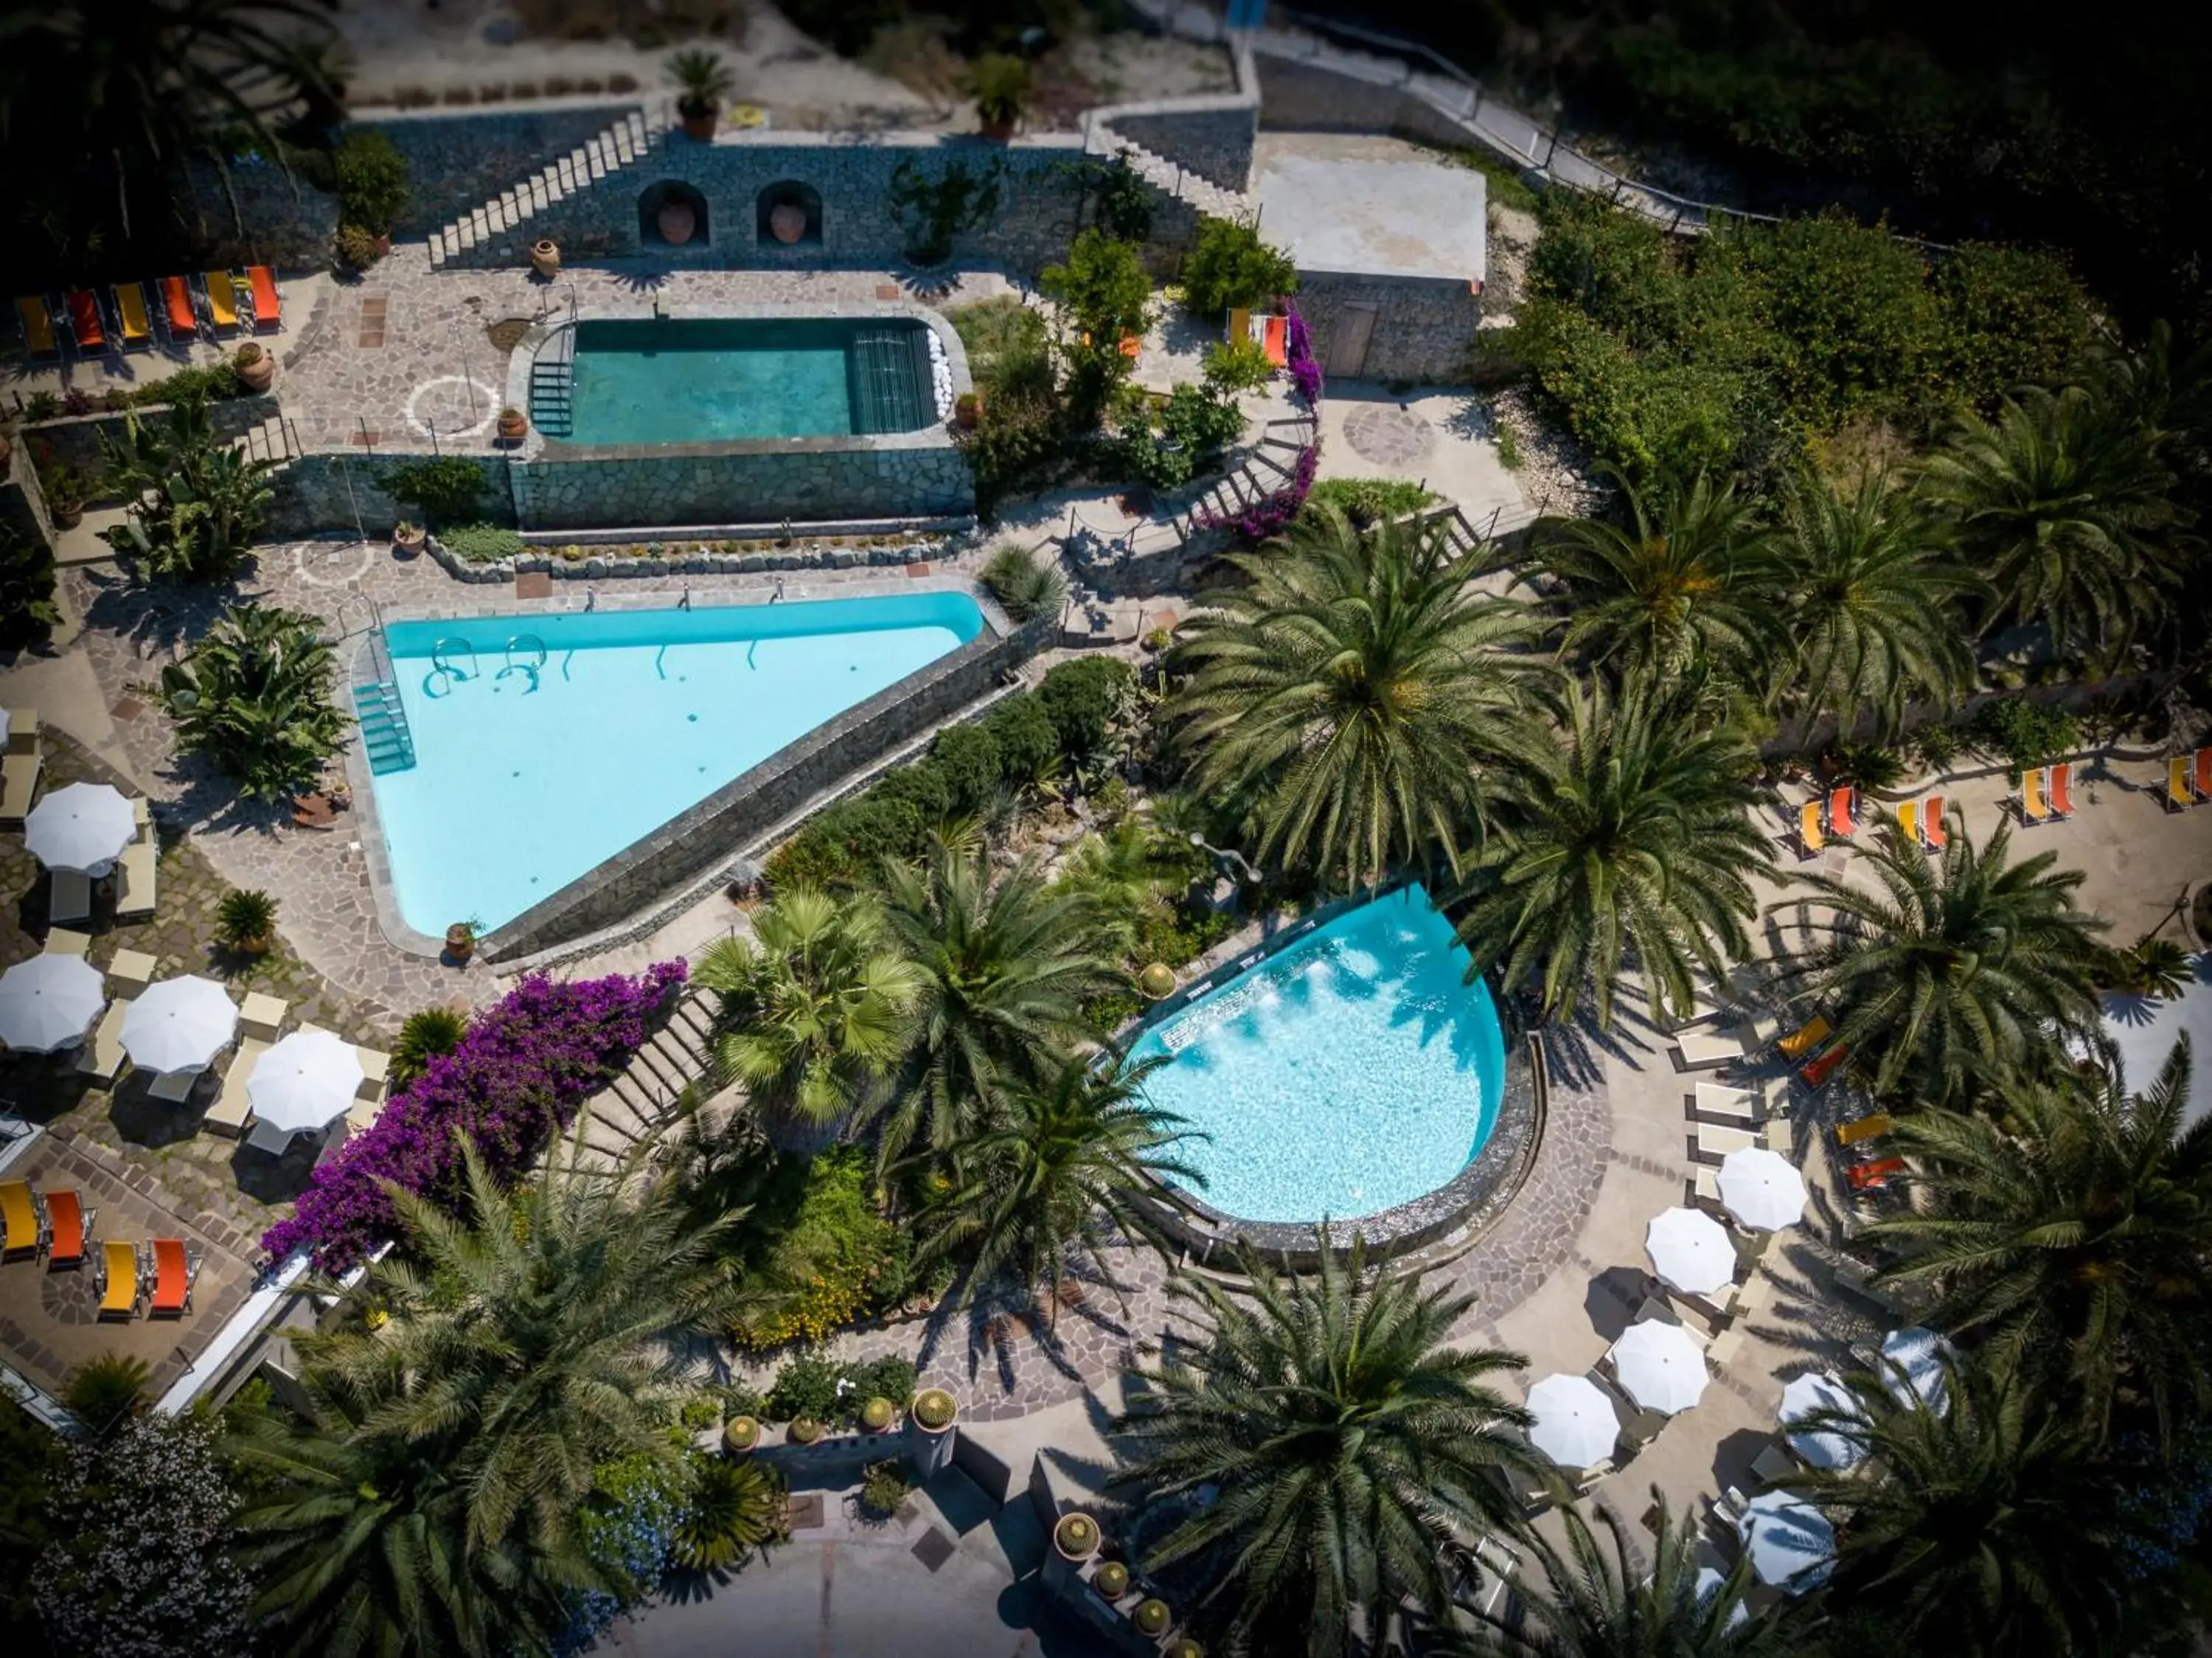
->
[362, 592, 984, 938]
[556, 316, 939, 445]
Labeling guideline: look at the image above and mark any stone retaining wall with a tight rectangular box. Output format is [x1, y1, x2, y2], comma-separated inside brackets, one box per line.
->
[507, 441, 975, 530]
[21, 395, 282, 501]
[357, 100, 646, 237]
[261, 451, 515, 541]
[1294, 270, 1480, 386]
[0, 443, 55, 556]
[180, 153, 340, 271]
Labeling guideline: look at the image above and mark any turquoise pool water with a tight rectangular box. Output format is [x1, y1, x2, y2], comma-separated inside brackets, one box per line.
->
[364, 593, 984, 936]
[560, 317, 936, 445]
[1127, 885, 1506, 1224]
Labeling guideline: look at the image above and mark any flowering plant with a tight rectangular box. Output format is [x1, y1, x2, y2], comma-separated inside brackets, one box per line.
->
[1194, 442, 1318, 547]
[262, 962, 686, 1272]
[1284, 304, 1323, 405]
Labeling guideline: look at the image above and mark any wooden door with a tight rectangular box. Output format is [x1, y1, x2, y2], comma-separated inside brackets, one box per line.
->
[1326, 302, 1378, 377]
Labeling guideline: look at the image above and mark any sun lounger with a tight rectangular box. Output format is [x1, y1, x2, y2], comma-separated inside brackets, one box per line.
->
[1800, 1043, 1850, 1089]
[3, 707, 33, 754]
[50, 867, 92, 925]
[1847, 1156, 1905, 1193]
[1, 1179, 39, 1257]
[77, 996, 131, 1081]
[204, 1036, 268, 1137]
[148, 1068, 201, 1104]
[0, 753, 41, 824]
[1798, 800, 1824, 857]
[44, 928, 91, 957]
[1827, 786, 1857, 839]
[246, 265, 282, 330]
[356, 1045, 391, 1100]
[1922, 796, 1947, 850]
[42, 1190, 89, 1267]
[1896, 799, 1916, 844]
[114, 281, 153, 350]
[116, 837, 157, 918]
[15, 294, 58, 358]
[1695, 1120, 1758, 1162]
[97, 1240, 139, 1319]
[1834, 1111, 1891, 1147]
[159, 275, 198, 340]
[1691, 1165, 1722, 1208]
[1706, 1326, 1746, 1367]
[107, 948, 156, 990]
[2020, 767, 2050, 825]
[1750, 1440, 1800, 1486]
[1694, 1082, 1764, 1124]
[1225, 306, 1249, 349]
[239, 992, 288, 1042]
[1777, 1015, 1830, 1061]
[148, 1238, 196, 1316]
[2050, 762, 2075, 819]
[2197, 747, 2212, 804]
[1259, 313, 1288, 367]
[2171, 756, 2196, 811]
[63, 288, 106, 353]
[204, 269, 241, 333]
[1674, 1029, 1745, 1069]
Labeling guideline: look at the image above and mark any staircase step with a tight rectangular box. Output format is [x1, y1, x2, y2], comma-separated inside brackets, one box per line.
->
[635, 1041, 692, 1097]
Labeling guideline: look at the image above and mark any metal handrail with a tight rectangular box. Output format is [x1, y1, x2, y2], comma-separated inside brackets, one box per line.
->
[431, 637, 478, 679]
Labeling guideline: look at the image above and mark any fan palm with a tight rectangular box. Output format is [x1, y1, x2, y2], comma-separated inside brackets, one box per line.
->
[1169, 504, 1545, 889]
[1918, 382, 2196, 653]
[1787, 1355, 2146, 1658]
[1110, 1233, 1543, 1656]
[1453, 681, 1767, 1027]
[1866, 1039, 2212, 1440]
[1755, 471, 1978, 741]
[911, 1052, 1198, 1319]
[878, 839, 1117, 1170]
[1439, 1488, 1790, 1656]
[693, 888, 922, 1125]
[150, 602, 349, 799]
[1772, 815, 2104, 1106]
[1531, 468, 1776, 684]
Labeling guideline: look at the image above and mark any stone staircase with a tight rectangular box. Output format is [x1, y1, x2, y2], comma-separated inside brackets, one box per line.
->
[425, 103, 675, 270]
[1083, 114, 1253, 221]
[572, 988, 719, 1164]
[1180, 410, 1318, 535]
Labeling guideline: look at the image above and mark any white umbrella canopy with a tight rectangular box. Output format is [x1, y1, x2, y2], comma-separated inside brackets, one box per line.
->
[1692, 1567, 1752, 1631]
[0, 954, 105, 1052]
[1526, 1373, 1619, 1470]
[1740, 1491, 1835, 1592]
[121, 976, 238, 1075]
[247, 1030, 364, 1136]
[1607, 1319, 1710, 1415]
[1779, 1370, 1867, 1470]
[1880, 1326, 1955, 1415]
[24, 783, 136, 874]
[1645, 1206, 1737, 1295]
[1715, 1147, 1808, 1232]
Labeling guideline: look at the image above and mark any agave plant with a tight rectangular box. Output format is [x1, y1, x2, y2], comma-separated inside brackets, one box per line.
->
[215, 888, 279, 954]
[390, 1005, 469, 1089]
[669, 1457, 785, 1570]
[150, 603, 349, 800]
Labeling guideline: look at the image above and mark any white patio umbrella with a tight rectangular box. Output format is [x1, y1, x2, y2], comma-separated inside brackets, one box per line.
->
[24, 783, 135, 875]
[1715, 1146, 1809, 1232]
[1779, 1370, 1866, 1470]
[1692, 1567, 1751, 1631]
[121, 975, 238, 1075]
[1740, 1491, 1835, 1592]
[247, 1030, 364, 1139]
[0, 709, 11, 747]
[1526, 1373, 1619, 1470]
[1607, 1319, 1710, 1415]
[1645, 1206, 1736, 1296]
[0, 953, 105, 1052]
[1880, 1325, 1955, 1415]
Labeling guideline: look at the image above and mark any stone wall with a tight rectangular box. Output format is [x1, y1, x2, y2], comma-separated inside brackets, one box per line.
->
[1250, 50, 1481, 154]
[179, 153, 339, 272]
[1104, 101, 1258, 192]
[356, 101, 644, 237]
[0, 443, 55, 556]
[1295, 271, 1479, 386]
[21, 395, 282, 499]
[262, 450, 514, 541]
[508, 440, 975, 530]
[481, 607, 1048, 959]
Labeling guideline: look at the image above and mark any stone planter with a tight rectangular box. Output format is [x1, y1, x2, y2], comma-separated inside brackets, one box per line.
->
[658, 200, 697, 245]
[905, 1387, 957, 1480]
[1053, 1512, 1101, 1564]
[235, 347, 274, 392]
[531, 239, 560, 279]
[392, 523, 426, 558]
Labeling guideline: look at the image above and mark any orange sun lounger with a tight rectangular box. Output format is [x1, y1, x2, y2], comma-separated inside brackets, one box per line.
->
[42, 1190, 88, 1268]
[15, 294, 58, 358]
[1847, 1156, 1905, 1193]
[149, 1238, 194, 1316]
[2050, 761, 2075, 819]
[246, 264, 281, 330]
[1922, 796, 1947, 851]
[1778, 1015, 1831, 1061]
[2197, 746, 2212, 804]
[64, 288, 105, 353]
[114, 281, 153, 350]
[204, 269, 241, 333]
[97, 1241, 140, 1319]
[159, 275, 198, 339]
[1800, 1042, 1850, 1089]
[1827, 786, 1857, 839]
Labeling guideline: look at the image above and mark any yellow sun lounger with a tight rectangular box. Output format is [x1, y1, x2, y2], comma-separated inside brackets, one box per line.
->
[114, 281, 153, 350]
[1778, 1015, 1832, 1062]
[98, 1241, 141, 1319]
[2020, 767, 2050, 825]
[203, 269, 241, 333]
[2170, 756, 2195, 811]
[1798, 800, 1825, 857]
[1, 1179, 41, 1257]
[14, 294, 57, 358]
[1896, 799, 1917, 844]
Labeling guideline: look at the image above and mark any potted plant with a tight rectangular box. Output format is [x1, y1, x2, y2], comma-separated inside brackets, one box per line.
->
[912, 1387, 956, 1432]
[1053, 1512, 1101, 1563]
[444, 920, 478, 962]
[1164, 1640, 1203, 1658]
[788, 1416, 824, 1446]
[723, 1414, 760, 1454]
[531, 238, 560, 279]
[1132, 1598, 1172, 1639]
[392, 520, 426, 558]
[1093, 1560, 1130, 1600]
[217, 889, 280, 957]
[498, 407, 529, 442]
[235, 341, 274, 392]
[1138, 962, 1177, 1000]
[906, 1385, 959, 1478]
[44, 464, 88, 530]
[953, 390, 981, 429]
[860, 1396, 897, 1433]
[668, 49, 734, 141]
[964, 53, 1032, 140]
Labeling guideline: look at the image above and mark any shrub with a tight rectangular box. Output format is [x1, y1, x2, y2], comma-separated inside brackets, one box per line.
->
[0, 528, 60, 649]
[765, 1354, 842, 1423]
[1821, 741, 1907, 792]
[930, 724, 1002, 816]
[333, 128, 410, 232]
[1909, 721, 1964, 773]
[1307, 477, 1433, 526]
[60, 1355, 152, 1437]
[984, 692, 1062, 781]
[844, 1355, 917, 1412]
[379, 455, 488, 526]
[334, 223, 383, 270]
[439, 521, 524, 563]
[99, 399, 275, 583]
[1203, 335, 1277, 395]
[571, 1451, 684, 1643]
[390, 1005, 468, 1088]
[1040, 229, 1152, 420]
[260, 964, 687, 1272]
[1109, 382, 1245, 491]
[1970, 696, 2081, 773]
[1038, 656, 1133, 757]
[672, 1457, 785, 1568]
[859, 1459, 910, 1519]
[734, 1148, 910, 1350]
[150, 604, 347, 800]
[1181, 214, 1299, 316]
[214, 888, 279, 952]
[978, 544, 1068, 623]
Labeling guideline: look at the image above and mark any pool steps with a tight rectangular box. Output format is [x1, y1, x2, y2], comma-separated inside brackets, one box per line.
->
[352, 681, 417, 776]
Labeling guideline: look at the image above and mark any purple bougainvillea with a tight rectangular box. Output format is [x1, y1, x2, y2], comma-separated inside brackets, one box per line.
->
[1284, 305, 1324, 406]
[262, 962, 687, 1273]
[1195, 442, 1319, 547]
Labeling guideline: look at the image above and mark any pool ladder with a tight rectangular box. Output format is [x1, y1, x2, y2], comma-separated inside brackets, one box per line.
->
[352, 618, 417, 776]
[530, 327, 577, 437]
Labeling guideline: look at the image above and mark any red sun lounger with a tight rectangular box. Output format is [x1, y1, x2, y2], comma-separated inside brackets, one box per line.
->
[64, 288, 105, 353]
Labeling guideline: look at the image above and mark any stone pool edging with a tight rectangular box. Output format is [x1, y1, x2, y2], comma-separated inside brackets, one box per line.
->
[424, 527, 957, 584]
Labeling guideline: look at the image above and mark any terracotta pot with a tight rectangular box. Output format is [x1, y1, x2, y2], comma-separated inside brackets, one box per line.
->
[372, 232, 393, 257]
[236, 350, 274, 392]
[530, 238, 560, 278]
[981, 116, 1015, 142]
[1053, 1513, 1101, 1563]
[50, 500, 83, 530]
[657, 199, 697, 245]
[769, 201, 808, 244]
[498, 409, 529, 441]
[392, 524, 426, 557]
[681, 107, 717, 142]
[444, 924, 476, 962]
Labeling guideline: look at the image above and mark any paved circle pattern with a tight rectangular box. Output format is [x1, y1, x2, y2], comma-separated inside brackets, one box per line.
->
[1343, 403, 1436, 467]
[406, 372, 500, 440]
[294, 538, 376, 586]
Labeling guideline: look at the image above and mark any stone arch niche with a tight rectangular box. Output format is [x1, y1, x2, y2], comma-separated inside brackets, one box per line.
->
[638, 180, 710, 247]
[756, 181, 823, 246]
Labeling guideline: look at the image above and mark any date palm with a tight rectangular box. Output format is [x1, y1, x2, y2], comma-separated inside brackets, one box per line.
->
[694, 887, 922, 1125]
[1453, 681, 1767, 1027]
[1110, 1233, 1543, 1656]
[1772, 814, 2104, 1106]
[1169, 505, 1545, 889]
[1756, 471, 1978, 740]
[1531, 468, 1775, 685]
[911, 1052, 1197, 1320]
[878, 839, 1117, 1170]
[1866, 1040, 2212, 1441]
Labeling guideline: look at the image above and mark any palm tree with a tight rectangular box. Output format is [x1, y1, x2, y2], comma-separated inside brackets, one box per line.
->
[1531, 469, 1776, 685]
[1169, 505, 1545, 889]
[1919, 382, 2196, 654]
[1453, 681, 1767, 1027]
[1866, 1040, 2212, 1441]
[1787, 1355, 2147, 1657]
[150, 602, 349, 799]
[1772, 814, 2104, 1106]
[100, 396, 279, 582]
[877, 839, 1117, 1169]
[1755, 471, 1979, 741]
[1438, 1488, 1791, 1657]
[910, 1052, 1198, 1319]
[693, 888, 922, 1125]
[1110, 1233, 1543, 1655]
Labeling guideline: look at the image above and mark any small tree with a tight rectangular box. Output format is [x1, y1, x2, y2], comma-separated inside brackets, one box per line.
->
[0, 527, 60, 648]
[1040, 229, 1152, 422]
[99, 398, 276, 583]
[1180, 214, 1299, 317]
[377, 454, 487, 529]
[333, 128, 408, 234]
[150, 603, 348, 800]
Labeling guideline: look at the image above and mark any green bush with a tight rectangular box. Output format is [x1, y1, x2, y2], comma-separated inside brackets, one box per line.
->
[1203, 336, 1278, 395]
[120, 358, 245, 409]
[843, 1355, 916, 1412]
[859, 1459, 910, 1518]
[1970, 696, 2081, 772]
[334, 129, 410, 233]
[734, 1148, 911, 1350]
[0, 529, 60, 650]
[150, 604, 347, 799]
[931, 724, 1003, 816]
[1109, 381, 1248, 492]
[978, 544, 1068, 623]
[1307, 477, 1434, 525]
[1180, 215, 1299, 316]
[1038, 656, 1133, 757]
[379, 455, 489, 526]
[984, 692, 1062, 780]
[439, 522, 524, 563]
[764, 1355, 842, 1423]
[60, 1355, 152, 1437]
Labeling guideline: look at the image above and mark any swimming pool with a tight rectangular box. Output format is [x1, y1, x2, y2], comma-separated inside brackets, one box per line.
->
[361, 592, 984, 937]
[1127, 885, 1506, 1224]
[546, 316, 942, 445]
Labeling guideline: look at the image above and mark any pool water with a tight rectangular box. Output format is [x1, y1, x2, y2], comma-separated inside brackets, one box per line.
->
[364, 593, 984, 936]
[1127, 885, 1506, 1224]
[560, 317, 936, 445]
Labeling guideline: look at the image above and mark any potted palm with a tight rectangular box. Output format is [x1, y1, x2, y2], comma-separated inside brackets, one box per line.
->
[217, 889, 279, 956]
[392, 520, 426, 558]
[965, 53, 1031, 140]
[235, 341, 274, 392]
[668, 49, 734, 141]
[44, 464, 88, 530]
